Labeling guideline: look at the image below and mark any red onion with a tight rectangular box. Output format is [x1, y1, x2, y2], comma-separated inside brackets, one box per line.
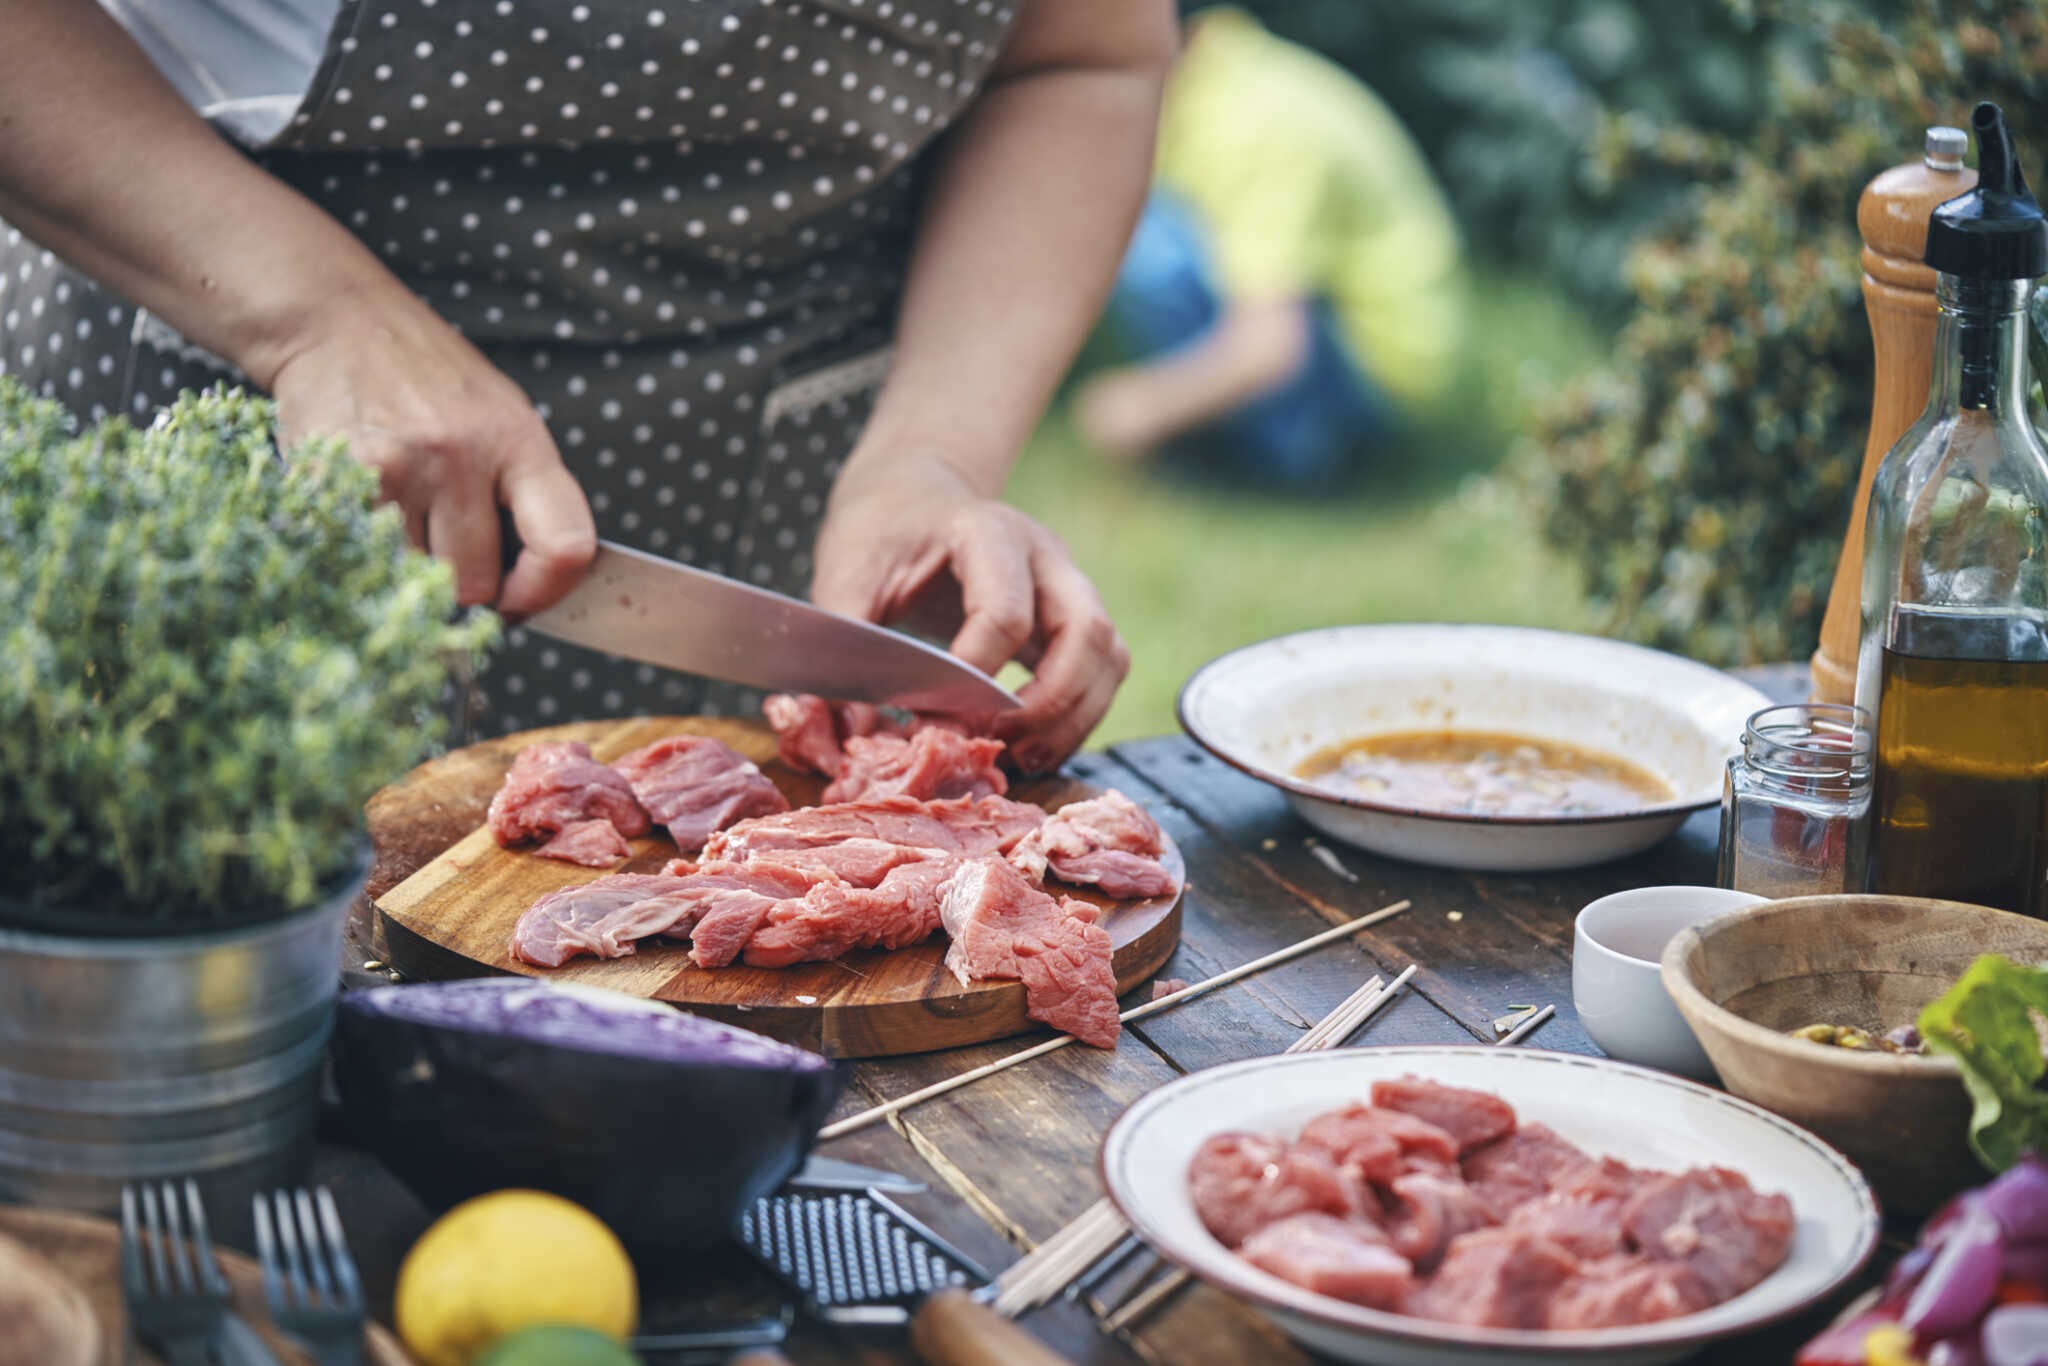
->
[2004, 1240, 2048, 1287]
[1930, 1338, 1988, 1366]
[1906, 1207, 2008, 1339]
[1984, 1156, 2048, 1244]
[1982, 1305, 2048, 1366]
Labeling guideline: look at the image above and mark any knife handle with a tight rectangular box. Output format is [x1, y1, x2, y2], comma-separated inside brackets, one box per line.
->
[909, 1290, 1073, 1366]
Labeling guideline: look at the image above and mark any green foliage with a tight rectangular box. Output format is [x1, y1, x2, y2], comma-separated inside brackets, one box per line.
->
[1919, 953, 2048, 1173]
[0, 382, 497, 923]
[1530, 0, 2048, 664]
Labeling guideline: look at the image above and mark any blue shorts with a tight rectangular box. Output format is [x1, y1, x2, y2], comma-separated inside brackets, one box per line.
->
[1103, 193, 1391, 487]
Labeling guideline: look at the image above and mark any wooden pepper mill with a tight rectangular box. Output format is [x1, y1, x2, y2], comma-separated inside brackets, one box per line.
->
[1810, 128, 1978, 702]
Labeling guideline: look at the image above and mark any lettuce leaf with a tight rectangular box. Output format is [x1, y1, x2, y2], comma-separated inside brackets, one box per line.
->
[1918, 954, 2048, 1173]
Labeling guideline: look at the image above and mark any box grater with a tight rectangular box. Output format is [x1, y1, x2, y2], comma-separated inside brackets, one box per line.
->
[735, 1187, 992, 1327]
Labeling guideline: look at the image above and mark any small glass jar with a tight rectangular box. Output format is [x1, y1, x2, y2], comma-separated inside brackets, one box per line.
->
[1717, 704, 1872, 898]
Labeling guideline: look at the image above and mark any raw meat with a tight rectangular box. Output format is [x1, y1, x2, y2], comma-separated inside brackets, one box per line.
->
[487, 741, 650, 847]
[823, 728, 1009, 804]
[509, 873, 691, 967]
[536, 819, 632, 868]
[702, 795, 1043, 866]
[1297, 1103, 1461, 1185]
[737, 838, 947, 890]
[1502, 1159, 1643, 1260]
[612, 735, 790, 852]
[1152, 977, 1190, 1000]
[939, 856, 1120, 1048]
[1371, 1076, 1518, 1155]
[1382, 1171, 1498, 1272]
[1548, 1257, 1713, 1329]
[1461, 1123, 1595, 1221]
[1405, 1229, 1578, 1329]
[1189, 1133, 1353, 1249]
[763, 693, 847, 776]
[740, 859, 956, 968]
[1621, 1167, 1795, 1302]
[1238, 1214, 1413, 1310]
[1008, 792, 1180, 899]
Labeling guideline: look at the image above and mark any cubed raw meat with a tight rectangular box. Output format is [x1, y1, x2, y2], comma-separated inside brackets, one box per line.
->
[1548, 1256, 1714, 1329]
[1460, 1122, 1596, 1221]
[1189, 1133, 1354, 1249]
[1297, 1103, 1461, 1186]
[1382, 1171, 1498, 1272]
[1371, 1076, 1518, 1155]
[1239, 1213, 1413, 1310]
[1621, 1167, 1794, 1302]
[1405, 1228, 1578, 1329]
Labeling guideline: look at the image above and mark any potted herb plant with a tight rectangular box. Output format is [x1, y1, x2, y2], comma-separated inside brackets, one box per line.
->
[0, 381, 493, 1224]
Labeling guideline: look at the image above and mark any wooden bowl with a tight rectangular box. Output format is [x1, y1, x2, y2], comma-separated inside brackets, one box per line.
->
[1661, 894, 2048, 1215]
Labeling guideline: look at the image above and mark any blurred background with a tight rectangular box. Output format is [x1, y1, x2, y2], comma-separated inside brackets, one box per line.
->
[1016, 0, 2048, 744]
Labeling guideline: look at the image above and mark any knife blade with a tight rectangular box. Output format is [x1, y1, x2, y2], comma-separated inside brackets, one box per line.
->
[787, 1154, 926, 1194]
[519, 540, 1021, 715]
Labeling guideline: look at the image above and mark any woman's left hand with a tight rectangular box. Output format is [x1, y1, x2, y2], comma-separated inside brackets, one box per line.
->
[811, 453, 1130, 772]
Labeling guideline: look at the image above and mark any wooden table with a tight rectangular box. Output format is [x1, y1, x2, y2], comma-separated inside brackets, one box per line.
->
[321, 665, 1877, 1364]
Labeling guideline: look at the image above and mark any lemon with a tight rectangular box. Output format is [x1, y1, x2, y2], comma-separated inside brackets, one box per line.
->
[395, 1190, 637, 1366]
[476, 1325, 642, 1366]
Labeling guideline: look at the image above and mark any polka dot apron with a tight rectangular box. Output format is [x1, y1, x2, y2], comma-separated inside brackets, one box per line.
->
[0, 0, 1017, 736]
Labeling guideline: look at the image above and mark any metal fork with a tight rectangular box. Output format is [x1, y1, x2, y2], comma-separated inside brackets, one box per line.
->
[120, 1180, 231, 1366]
[253, 1188, 366, 1366]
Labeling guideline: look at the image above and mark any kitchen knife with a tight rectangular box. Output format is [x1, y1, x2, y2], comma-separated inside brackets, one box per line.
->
[516, 538, 1021, 715]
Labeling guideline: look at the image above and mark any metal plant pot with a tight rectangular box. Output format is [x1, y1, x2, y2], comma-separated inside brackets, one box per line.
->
[0, 860, 357, 1245]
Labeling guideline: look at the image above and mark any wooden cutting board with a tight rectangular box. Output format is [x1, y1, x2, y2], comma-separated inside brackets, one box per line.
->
[371, 716, 1183, 1057]
[0, 1206, 411, 1366]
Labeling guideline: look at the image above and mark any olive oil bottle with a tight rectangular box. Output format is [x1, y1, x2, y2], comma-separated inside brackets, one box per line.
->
[1856, 104, 2048, 917]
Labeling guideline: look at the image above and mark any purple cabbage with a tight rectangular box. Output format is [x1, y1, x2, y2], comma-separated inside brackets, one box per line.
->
[1905, 1207, 2005, 1339]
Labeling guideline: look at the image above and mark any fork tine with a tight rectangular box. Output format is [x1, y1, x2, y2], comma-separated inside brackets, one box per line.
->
[139, 1182, 172, 1296]
[273, 1190, 310, 1308]
[315, 1188, 366, 1312]
[118, 1185, 149, 1302]
[183, 1180, 230, 1298]
[293, 1189, 335, 1301]
[159, 1181, 198, 1295]
[253, 1190, 287, 1314]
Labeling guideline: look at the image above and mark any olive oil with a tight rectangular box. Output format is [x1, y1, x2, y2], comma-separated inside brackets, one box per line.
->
[1870, 637, 2048, 916]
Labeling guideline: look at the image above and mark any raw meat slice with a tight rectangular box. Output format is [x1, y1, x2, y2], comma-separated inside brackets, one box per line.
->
[1008, 792, 1180, 899]
[510, 873, 691, 967]
[1238, 1214, 1413, 1310]
[822, 728, 1009, 804]
[1548, 1257, 1714, 1329]
[1382, 1171, 1498, 1271]
[487, 741, 650, 847]
[1297, 1104, 1461, 1186]
[1189, 1133, 1354, 1248]
[740, 860, 957, 968]
[739, 838, 946, 890]
[1405, 1228, 1578, 1329]
[650, 862, 825, 969]
[1461, 1123, 1595, 1221]
[938, 856, 1121, 1047]
[612, 735, 790, 852]
[1621, 1167, 1794, 1302]
[764, 693, 846, 776]
[703, 795, 1043, 866]
[1371, 1076, 1518, 1155]
[1502, 1159, 1644, 1261]
[536, 818, 632, 868]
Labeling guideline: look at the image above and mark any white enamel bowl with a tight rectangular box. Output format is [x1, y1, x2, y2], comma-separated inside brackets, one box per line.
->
[1177, 624, 1771, 870]
[1100, 1047, 1879, 1366]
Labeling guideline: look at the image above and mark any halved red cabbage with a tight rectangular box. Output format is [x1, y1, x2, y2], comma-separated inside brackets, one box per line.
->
[332, 979, 842, 1253]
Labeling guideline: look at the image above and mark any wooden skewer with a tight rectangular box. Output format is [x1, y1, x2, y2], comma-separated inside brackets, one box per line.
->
[818, 900, 1412, 1141]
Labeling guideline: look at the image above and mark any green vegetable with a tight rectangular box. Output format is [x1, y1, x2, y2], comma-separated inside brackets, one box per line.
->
[1918, 954, 2048, 1174]
[0, 381, 496, 923]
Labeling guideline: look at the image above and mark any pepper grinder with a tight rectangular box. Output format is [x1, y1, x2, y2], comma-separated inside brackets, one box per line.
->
[1810, 126, 1977, 703]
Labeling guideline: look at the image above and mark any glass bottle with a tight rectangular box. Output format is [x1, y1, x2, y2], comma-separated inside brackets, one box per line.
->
[1719, 704, 1872, 898]
[1855, 102, 2048, 917]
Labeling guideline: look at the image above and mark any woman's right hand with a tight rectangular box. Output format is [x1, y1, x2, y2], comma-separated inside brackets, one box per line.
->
[262, 283, 596, 618]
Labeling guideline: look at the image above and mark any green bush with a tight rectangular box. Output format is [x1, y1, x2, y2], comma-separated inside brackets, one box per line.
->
[0, 383, 496, 922]
[1529, 0, 2048, 665]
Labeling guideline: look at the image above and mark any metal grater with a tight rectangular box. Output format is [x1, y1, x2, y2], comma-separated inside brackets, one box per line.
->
[736, 1188, 992, 1326]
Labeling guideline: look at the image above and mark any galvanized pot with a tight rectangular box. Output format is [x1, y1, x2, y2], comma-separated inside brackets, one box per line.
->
[0, 861, 356, 1244]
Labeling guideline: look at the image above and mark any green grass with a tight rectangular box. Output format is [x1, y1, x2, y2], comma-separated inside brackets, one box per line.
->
[1007, 272, 1610, 747]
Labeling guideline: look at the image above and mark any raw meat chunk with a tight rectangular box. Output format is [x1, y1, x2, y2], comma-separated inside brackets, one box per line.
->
[763, 693, 847, 776]
[740, 860, 956, 968]
[1371, 1076, 1518, 1155]
[1405, 1229, 1578, 1329]
[1152, 977, 1190, 1001]
[1461, 1123, 1595, 1221]
[536, 818, 632, 868]
[1503, 1159, 1644, 1260]
[1009, 792, 1180, 899]
[1189, 1133, 1353, 1248]
[823, 728, 1008, 804]
[1548, 1257, 1714, 1329]
[738, 837, 946, 890]
[510, 873, 691, 967]
[1382, 1171, 1498, 1271]
[1239, 1214, 1413, 1310]
[1621, 1167, 1794, 1302]
[653, 862, 828, 969]
[703, 795, 1043, 866]
[612, 735, 790, 852]
[1297, 1103, 1461, 1185]
[939, 856, 1121, 1047]
[487, 741, 650, 847]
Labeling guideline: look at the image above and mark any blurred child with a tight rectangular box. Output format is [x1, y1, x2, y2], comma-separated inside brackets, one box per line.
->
[1075, 6, 1465, 488]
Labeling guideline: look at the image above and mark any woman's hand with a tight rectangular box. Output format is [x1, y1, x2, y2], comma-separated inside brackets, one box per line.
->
[263, 284, 596, 617]
[811, 453, 1130, 771]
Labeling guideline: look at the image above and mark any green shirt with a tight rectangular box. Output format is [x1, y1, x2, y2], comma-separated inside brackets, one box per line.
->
[1154, 7, 1465, 406]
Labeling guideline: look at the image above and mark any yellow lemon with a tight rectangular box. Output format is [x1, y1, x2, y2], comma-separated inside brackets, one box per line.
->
[395, 1190, 637, 1366]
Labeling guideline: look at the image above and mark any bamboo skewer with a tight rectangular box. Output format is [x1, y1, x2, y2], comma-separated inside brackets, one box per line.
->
[818, 900, 1413, 1141]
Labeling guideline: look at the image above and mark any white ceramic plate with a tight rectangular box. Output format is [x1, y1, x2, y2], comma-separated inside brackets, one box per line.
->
[1100, 1047, 1879, 1366]
[1176, 624, 1770, 870]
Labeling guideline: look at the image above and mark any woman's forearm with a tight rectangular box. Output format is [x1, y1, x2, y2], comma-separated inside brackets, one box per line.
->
[842, 0, 1176, 496]
[0, 0, 416, 386]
